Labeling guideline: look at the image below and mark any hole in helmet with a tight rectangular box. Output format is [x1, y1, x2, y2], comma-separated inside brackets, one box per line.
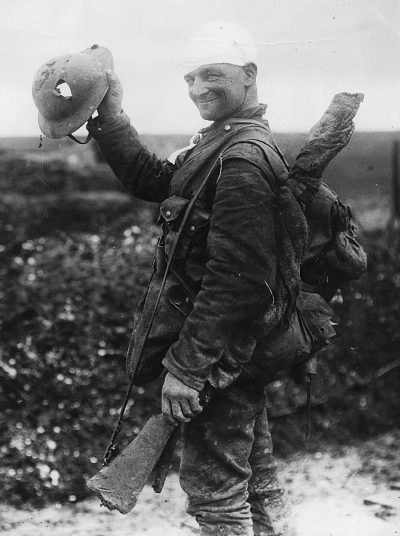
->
[55, 80, 72, 99]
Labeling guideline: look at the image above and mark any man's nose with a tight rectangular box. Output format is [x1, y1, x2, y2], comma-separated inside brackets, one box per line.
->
[189, 78, 210, 99]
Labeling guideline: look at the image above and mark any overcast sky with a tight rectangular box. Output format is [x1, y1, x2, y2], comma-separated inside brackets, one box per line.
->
[0, 0, 399, 136]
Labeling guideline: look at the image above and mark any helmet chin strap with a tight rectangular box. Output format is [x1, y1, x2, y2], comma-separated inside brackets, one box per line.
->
[68, 133, 92, 144]
[68, 114, 97, 144]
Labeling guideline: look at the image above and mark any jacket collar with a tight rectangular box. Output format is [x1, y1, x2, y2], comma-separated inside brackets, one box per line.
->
[172, 104, 269, 168]
[199, 103, 268, 135]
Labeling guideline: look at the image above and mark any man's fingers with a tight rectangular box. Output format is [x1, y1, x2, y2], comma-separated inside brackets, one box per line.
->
[189, 392, 202, 414]
[162, 393, 172, 418]
[105, 69, 115, 81]
[162, 393, 189, 424]
[105, 70, 118, 85]
[179, 399, 195, 419]
[161, 397, 178, 426]
[170, 399, 190, 423]
[161, 373, 204, 424]
[97, 70, 123, 119]
[105, 70, 122, 96]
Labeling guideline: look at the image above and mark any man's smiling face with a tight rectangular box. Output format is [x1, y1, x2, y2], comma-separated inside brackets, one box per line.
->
[184, 63, 249, 121]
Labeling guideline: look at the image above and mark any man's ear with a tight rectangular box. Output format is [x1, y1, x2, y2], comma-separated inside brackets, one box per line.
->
[243, 62, 257, 85]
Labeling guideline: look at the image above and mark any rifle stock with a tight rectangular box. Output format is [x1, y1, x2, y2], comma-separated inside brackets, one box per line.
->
[87, 414, 176, 514]
[151, 424, 182, 493]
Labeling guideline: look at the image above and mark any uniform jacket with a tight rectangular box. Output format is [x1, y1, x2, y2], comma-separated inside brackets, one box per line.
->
[88, 106, 307, 390]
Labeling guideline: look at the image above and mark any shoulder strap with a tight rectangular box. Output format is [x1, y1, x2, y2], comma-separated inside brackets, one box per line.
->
[221, 138, 290, 189]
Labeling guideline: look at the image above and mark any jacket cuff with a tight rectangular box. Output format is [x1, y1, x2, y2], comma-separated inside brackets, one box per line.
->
[162, 354, 206, 392]
[87, 110, 133, 138]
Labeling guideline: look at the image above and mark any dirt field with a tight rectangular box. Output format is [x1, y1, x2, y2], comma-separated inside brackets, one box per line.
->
[1, 431, 399, 536]
[1, 132, 398, 534]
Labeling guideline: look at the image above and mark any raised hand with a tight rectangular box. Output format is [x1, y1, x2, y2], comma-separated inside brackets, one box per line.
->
[97, 70, 123, 121]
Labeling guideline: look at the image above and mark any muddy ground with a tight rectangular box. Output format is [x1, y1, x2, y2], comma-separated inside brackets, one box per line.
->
[1, 430, 399, 536]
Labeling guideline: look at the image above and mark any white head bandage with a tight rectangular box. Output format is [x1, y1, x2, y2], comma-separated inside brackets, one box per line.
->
[180, 21, 257, 74]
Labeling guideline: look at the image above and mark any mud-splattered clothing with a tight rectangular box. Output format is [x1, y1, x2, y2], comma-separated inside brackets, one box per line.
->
[87, 106, 304, 535]
[181, 373, 296, 536]
[88, 108, 306, 390]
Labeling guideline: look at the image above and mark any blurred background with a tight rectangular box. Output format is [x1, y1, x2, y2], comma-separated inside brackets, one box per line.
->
[0, 0, 400, 532]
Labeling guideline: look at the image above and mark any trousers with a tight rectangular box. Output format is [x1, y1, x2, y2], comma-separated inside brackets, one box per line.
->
[179, 374, 296, 536]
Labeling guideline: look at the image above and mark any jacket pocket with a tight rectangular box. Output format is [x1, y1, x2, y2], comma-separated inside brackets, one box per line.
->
[159, 195, 190, 230]
[159, 195, 210, 261]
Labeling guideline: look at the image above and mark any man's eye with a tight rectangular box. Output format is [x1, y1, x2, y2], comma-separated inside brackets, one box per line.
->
[206, 75, 219, 81]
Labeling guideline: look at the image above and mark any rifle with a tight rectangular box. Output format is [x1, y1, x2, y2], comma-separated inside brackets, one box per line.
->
[88, 386, 211, 514]
[87, 92, 364, 514]
[87, 414, 178, 513]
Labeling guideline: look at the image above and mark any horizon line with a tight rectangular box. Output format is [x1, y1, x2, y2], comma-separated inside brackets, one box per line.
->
[0, 129, 399, 140]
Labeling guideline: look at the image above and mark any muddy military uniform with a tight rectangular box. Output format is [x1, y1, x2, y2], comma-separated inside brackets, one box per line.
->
[88, 104, 307, 536]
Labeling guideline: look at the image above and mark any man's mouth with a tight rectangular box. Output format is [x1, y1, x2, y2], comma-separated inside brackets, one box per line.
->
[196, 96, 217, 105]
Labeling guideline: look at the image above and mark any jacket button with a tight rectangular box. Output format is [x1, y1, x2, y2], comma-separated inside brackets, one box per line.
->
[224, 124, 231, 131]
[190, 225, 195, 232]
[166, 210, 171, 217]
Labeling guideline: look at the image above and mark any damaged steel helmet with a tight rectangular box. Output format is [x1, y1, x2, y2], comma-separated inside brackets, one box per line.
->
[32, 44, 114, 139]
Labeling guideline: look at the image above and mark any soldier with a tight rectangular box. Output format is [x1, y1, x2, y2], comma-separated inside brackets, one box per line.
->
[87, 21, 308, 536]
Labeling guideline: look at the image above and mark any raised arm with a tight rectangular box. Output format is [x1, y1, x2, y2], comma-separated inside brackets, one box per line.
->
[87, 71, 174, 203]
